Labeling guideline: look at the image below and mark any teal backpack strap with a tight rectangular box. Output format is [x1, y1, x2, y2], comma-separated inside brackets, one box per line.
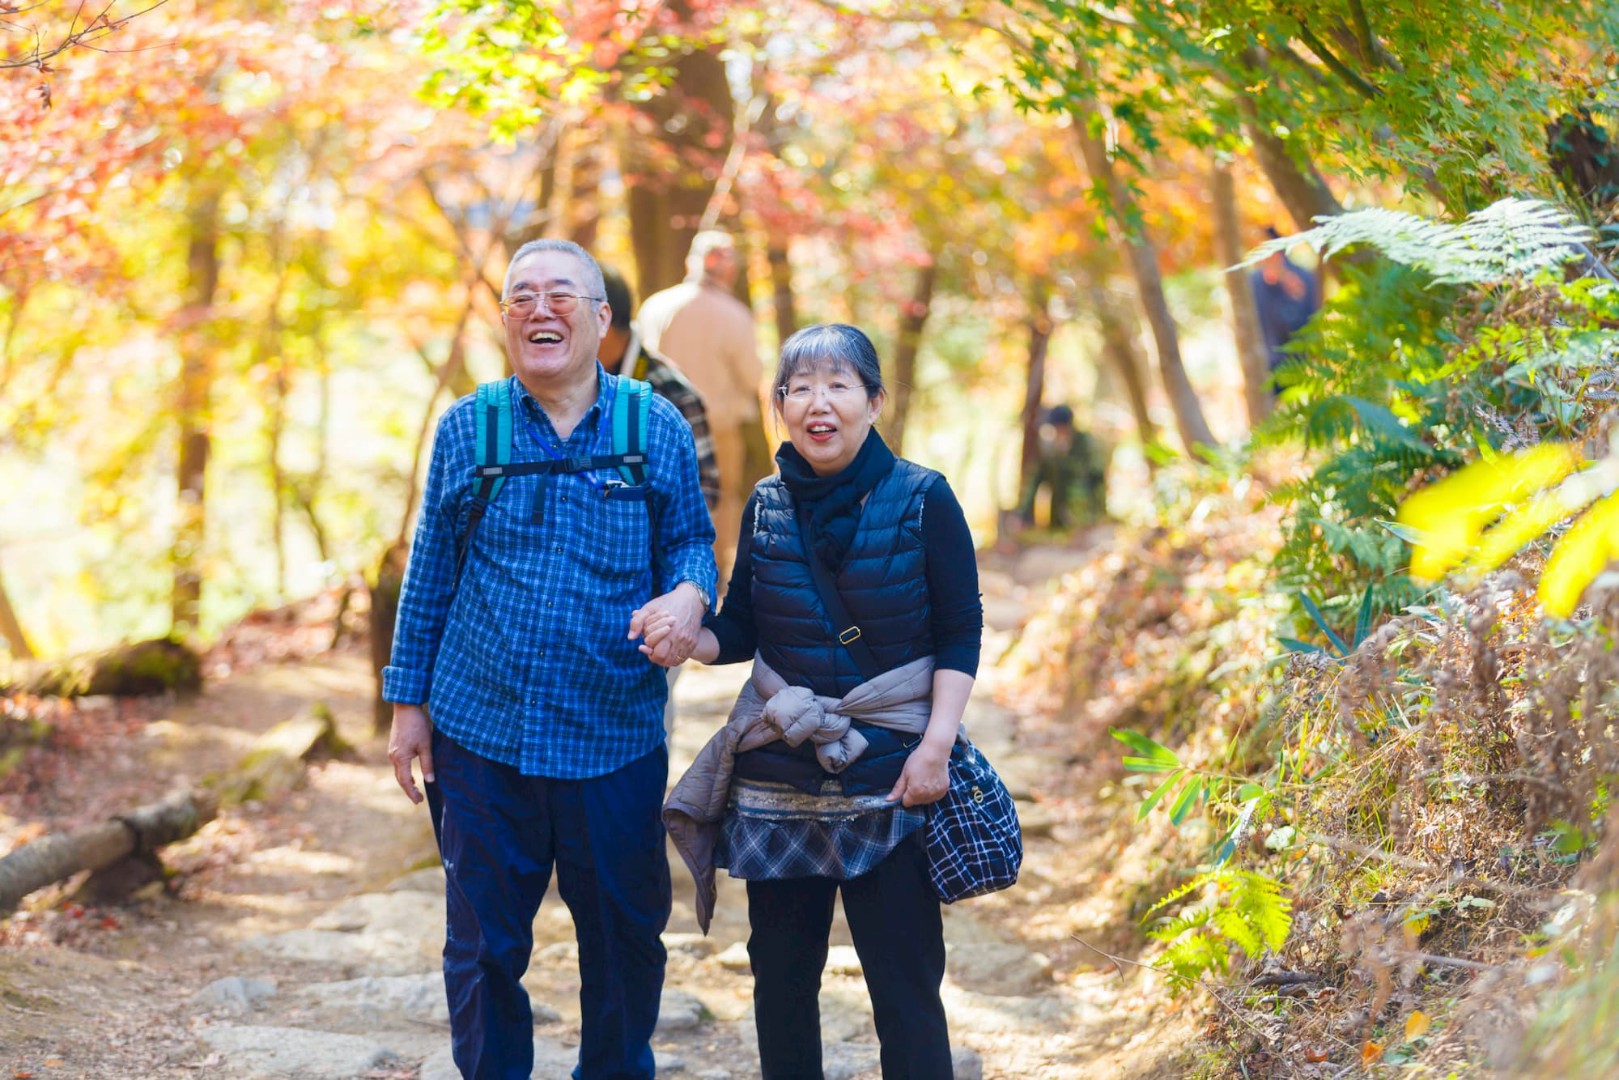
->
[610, 374, 652, 486]
[472, 379, 513, 502]
[458, 380, 513, 579]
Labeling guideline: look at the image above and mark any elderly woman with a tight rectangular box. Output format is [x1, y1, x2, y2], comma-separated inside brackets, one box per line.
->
[647, 323, 982, 1079]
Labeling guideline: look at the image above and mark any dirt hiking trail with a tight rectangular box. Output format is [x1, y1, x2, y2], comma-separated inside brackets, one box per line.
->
[2, 541, 1196, 1079]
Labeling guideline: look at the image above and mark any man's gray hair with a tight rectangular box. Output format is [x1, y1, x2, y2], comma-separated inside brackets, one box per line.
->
[685, 230, 735, 278]
[503, 239, 606, 302]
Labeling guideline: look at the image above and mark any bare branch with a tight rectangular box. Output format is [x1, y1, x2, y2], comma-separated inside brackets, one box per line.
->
[0, 0, 170, 69]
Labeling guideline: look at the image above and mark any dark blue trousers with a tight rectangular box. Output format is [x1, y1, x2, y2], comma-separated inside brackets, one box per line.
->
[429, 731, 671, 1080]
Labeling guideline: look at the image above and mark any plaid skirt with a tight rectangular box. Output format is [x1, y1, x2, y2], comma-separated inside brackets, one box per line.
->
[717, 777, 928, 881]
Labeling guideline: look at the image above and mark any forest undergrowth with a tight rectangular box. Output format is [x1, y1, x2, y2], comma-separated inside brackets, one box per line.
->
[1006, 465, 1619, 1077]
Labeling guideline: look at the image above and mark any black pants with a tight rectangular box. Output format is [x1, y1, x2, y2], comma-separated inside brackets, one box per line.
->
[745, 832, 952, 1080]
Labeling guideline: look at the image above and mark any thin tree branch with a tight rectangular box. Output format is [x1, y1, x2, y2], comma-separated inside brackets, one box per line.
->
[0, 0, 168, 68]
[1347, 0, 1375, 66]
[1292, 19, 1381, 100]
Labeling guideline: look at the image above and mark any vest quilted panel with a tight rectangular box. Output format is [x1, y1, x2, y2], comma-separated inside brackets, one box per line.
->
[750, 459, 939, 698]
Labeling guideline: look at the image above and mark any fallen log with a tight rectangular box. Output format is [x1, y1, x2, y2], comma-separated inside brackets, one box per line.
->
[0, 789, 218, 913]
[0, 637, 202, 698]
[215, 702, 353, 805]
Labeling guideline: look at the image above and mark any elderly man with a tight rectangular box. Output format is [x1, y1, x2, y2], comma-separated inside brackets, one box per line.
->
[636, 230, 764, 585]
[384, 239, 716, 1080]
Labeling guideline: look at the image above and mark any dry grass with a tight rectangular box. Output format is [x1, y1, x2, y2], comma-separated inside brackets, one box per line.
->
[1003, 466, 1619, 1077]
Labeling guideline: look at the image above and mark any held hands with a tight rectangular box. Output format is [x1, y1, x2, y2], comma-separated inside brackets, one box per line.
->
[628, 583, 706, 667]
[887, 743, 951, 808]
[388, 704, 434, 805]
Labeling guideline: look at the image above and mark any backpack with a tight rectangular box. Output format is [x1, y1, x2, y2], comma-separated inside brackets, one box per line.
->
[456, 374, 653, 576]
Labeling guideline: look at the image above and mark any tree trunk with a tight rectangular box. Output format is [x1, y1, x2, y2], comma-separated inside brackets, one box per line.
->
[766, 241, 798, 349]
[0, 789, 218, 913]
[565, 135, 601, 250]
[370, 541, 409, 736]
[1239, 99, 1344, 231]
[172, 190, 221, 635]
[219, 704, 353, 806]
[1086, 277, 1157, 446]
[886, 259, 937, 456]
[1211, 158, 1272, 428]
[624, 43, 735, 295]
[1020, 282, 1054, 496]
[1, 637, 202, 698]
[0, 557, 33, 659]
[1068, 102, 1215, 453]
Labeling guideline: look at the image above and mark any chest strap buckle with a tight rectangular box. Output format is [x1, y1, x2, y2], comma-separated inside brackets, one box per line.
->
[838, 625, 863, 645]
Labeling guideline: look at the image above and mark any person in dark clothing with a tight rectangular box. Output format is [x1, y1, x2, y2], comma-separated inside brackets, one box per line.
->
[1250, 225, 1322, 386]
[646, 324, 983, 1080]
[1017, 404, 1108, 529]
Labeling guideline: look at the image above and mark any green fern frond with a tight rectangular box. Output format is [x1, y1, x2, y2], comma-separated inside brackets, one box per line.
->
[1230, 870, 1293, 952]
[1147, 907, 1215, 942]
[1144, 871, 1215, 918]
[1247, 198, 1593, 285]
[1156, 932, 1230, 988]
[1210, 908, 1264, 958]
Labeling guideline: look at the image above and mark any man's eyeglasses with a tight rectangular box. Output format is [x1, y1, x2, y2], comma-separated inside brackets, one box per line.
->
[777, 382, 869, 405]
[500, 291, 602, 318]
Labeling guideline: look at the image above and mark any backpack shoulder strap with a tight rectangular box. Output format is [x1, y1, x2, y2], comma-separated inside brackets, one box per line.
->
[610, 374, 652, 486]
[472, 379, 513, 504]
[458, 380, 512, 581]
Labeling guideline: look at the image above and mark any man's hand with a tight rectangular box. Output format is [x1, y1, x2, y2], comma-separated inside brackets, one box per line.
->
[886, 744, 951, 808]
[628, 582, 707, 667]
[388, 704, 434, 805]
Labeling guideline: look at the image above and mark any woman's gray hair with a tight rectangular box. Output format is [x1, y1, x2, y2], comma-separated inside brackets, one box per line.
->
[503, 239, 606, 302]
[772, 324, 886, 407]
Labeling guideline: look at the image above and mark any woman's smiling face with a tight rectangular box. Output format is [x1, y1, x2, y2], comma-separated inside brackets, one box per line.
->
[777, 360, 885, 476]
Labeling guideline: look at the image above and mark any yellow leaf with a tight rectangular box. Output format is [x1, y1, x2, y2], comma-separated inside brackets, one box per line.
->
[1468, 490, 1585, 574]
[1404, 912, 1431, 937]
[1399, 444, 1583, 581]
[1405, 1009, 1432, 1040]
[1540, 491, 1619, 617]
[1361, 1040, 1384, 1065]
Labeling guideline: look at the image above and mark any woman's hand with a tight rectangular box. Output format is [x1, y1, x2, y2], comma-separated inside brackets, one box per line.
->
[629, 583, 706, 665]
[886, 743, 952, 808]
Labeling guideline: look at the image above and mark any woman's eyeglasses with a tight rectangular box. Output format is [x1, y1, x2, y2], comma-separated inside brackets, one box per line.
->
[777, 382, 869, 405]
[499, 291, 602, 318]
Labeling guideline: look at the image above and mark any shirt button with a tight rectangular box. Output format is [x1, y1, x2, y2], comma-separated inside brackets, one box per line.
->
[553, 545, 561, 552]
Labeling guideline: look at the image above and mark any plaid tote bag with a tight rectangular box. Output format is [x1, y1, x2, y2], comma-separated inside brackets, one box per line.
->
[924, 739, 1022, 903]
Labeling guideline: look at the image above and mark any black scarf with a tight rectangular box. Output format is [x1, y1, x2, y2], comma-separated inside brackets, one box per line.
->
[775, 430, 897, 570]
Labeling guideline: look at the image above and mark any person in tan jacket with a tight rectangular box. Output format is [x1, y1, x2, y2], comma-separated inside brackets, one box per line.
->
[637, 230, 764, 586]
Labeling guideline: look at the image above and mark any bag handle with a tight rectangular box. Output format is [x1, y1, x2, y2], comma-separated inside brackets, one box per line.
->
[794, 503, 881, 681]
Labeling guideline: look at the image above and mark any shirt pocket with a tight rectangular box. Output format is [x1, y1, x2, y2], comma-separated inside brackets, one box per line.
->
[578, 488, 653, 579]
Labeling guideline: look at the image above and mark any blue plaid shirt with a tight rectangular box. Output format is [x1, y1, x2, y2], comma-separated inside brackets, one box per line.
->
[383, 369, 717, 779]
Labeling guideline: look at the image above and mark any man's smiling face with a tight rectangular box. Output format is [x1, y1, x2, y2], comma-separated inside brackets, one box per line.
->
[501, 249, 610, 393]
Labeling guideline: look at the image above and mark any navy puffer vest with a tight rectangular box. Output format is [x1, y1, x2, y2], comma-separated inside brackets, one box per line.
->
[736, 459, 940, 795]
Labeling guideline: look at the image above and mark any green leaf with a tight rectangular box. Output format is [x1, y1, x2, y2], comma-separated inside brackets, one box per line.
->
[1236, 783, 1265, 802]
[1139, 770, 1184, 820]
[1278, 636, 1328, 655]
[1353, 585, 1375, 648]
[1111, 728, 1179, 768]
[1169, 776, 1205, 826]
[1299, 593, 1350, 656]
